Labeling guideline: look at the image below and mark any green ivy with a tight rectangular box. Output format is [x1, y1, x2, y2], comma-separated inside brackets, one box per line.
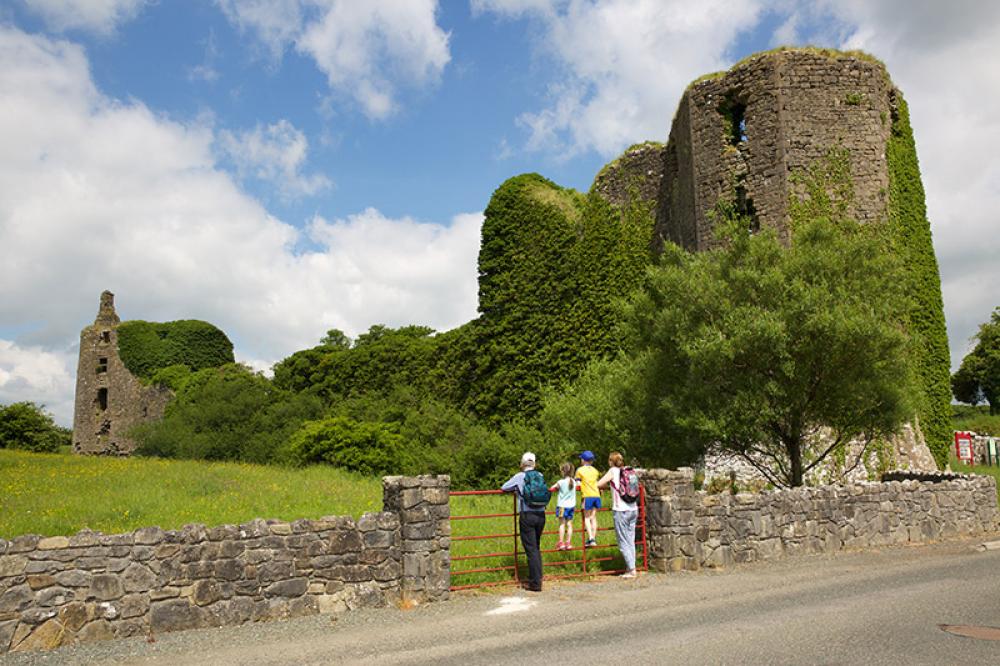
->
[886, 94, 952, 467]
[117, 319, 235, 381]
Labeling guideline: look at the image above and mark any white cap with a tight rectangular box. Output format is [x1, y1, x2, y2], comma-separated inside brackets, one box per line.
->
[520, 452, 536, 467]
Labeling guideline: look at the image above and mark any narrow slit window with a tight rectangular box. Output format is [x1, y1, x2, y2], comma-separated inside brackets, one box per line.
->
[97, 388, 108, 411]
[101, 331, 111, 343]
[97, 357, 108, 374]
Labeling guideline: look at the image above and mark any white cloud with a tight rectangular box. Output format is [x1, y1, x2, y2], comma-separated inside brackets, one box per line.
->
[218, 119, 331, 198]
[475, 0, 764, 158]
[0, 26, 480, 425]
[0, 340, 76, 425]
[768, 1, 1000, 370]
[218, 0, 451, 119]
[19, 0, 148, 35]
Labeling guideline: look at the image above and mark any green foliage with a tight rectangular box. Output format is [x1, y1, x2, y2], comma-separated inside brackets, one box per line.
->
[545, 206, 915, 487]
[319, 328, 351, 349]
[132, 364, 323, 464]
[283, 416, 409, 476]
[149, 364, 192, 391]
[952, 307, 1000, 415]
[886, 93, 953, 466]
[0, 449, 382, 537]
[0, 402, 67, 453]
[468, 174, 655, 422]
[117, 319, 234, 380]
[273, 324, 438, 402]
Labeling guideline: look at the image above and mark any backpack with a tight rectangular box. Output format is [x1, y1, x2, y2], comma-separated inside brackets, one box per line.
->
[521, 470, 552, 509]
[617, 467, 641, 504]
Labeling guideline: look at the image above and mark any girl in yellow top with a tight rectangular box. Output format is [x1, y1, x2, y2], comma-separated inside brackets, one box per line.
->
[575, 450, 600, 547]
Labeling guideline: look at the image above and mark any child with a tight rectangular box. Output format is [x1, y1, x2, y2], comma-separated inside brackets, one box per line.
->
[575, 450, 600, 547]
[549, 462, 576, 550]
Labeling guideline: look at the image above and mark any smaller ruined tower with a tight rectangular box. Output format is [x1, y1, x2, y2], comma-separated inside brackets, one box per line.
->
[71, 291, 171, 455]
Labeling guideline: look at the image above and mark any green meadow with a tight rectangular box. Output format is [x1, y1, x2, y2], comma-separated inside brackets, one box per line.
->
[0, 449, 381, 538]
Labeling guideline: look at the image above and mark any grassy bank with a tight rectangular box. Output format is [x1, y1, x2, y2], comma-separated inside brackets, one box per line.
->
[0, 449, 381, 538]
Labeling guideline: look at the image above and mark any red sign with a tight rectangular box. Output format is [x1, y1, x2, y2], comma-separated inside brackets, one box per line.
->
[954, 431, 975, 464]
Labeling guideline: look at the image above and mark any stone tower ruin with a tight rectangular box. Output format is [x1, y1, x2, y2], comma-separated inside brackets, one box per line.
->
[593, 47, 951, 467]
[71, 291, 171, 455]
[595, 48, 895, 249]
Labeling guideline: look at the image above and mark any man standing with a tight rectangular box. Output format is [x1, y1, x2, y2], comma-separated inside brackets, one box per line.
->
[501, 452, 547, 592]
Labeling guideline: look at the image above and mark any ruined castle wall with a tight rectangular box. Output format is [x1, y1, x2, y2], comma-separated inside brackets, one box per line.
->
[72, 323, 171, 456]
[0, 475, 449, 654]
[655, 50, 894, 251]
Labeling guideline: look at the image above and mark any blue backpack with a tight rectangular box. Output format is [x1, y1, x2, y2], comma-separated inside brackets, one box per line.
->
[522, 470, 552, 508]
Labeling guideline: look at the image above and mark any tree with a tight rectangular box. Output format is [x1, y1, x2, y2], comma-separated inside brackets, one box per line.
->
[132, 363, 323, 463]
[952, 307, 1000, 414]
[320, 329, 351, 349]
[0, 402, 68, 453]
[545, 211, 915, 487]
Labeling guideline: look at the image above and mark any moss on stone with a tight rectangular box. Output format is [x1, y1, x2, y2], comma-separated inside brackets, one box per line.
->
[591, 141, 665, 189]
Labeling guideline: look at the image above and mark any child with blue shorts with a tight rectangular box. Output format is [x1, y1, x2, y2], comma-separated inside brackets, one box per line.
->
[549, 462, 576, 550]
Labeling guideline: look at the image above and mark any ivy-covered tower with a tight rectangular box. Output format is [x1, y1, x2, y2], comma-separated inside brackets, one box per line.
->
[595, 47, 952, 466]
[71, 291, 172, 455]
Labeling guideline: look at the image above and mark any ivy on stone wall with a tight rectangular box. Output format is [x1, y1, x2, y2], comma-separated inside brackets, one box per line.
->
[886, 94, 952, 467]
[467, 173, 655, 422]
[117, 320, 235, 381]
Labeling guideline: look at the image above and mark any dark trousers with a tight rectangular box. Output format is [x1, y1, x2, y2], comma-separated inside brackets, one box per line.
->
[519, 510, 545, 589]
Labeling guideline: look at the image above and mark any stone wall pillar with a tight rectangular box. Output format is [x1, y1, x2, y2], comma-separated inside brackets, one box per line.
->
[382, 475, 450, 602]
[641, 467, 698, 572]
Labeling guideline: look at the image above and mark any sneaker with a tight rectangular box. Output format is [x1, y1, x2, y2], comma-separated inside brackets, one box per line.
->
[555, 541, 564, 550]
[585, 538, 597, 547]
[622, 570, 638, 579]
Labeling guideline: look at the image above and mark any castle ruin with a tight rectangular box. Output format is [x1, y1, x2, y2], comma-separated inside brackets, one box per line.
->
[593, 48, 896, 249]
[71, 292, 171, 455]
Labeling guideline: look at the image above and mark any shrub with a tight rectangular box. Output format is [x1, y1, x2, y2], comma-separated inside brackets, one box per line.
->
[284, 416, 410, 476]
[0, 402, 67, 453]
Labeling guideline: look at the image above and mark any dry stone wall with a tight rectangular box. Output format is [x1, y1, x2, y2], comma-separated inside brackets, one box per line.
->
[0, 475, 449, 654]
[642, 468, 998, 572]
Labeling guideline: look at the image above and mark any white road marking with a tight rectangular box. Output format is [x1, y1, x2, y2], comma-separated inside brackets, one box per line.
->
[485, 596, 537, 615]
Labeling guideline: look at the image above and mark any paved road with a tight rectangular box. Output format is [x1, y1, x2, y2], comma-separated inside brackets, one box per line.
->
[5, 536, 1000, 665]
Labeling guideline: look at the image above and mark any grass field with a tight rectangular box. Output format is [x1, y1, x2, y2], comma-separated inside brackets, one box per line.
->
[0, 450, 641, 588]
[0, 449, 382, 538]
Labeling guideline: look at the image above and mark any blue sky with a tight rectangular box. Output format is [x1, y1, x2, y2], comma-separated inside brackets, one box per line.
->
[1, 1, 998, 425]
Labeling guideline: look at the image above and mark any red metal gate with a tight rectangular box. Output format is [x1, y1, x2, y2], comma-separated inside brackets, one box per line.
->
[449, 487, 647, 591]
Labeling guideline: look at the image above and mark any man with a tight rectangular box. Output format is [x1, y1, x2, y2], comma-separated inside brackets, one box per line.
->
[501, 452, 546, 592]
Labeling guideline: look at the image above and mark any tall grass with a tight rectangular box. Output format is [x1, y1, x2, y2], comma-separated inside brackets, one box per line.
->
[0, 449, 381, 538]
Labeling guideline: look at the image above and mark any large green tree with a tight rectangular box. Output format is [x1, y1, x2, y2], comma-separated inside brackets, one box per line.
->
[0, 402, 69, 453]
[544, 210, 915, 487]
[952, 307, 1000, 414]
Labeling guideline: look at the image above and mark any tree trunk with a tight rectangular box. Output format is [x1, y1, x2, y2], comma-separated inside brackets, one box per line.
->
[786, 437, 804, 487]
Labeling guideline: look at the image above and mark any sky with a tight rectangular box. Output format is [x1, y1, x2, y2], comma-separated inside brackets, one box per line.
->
[1, 0, 997, 426]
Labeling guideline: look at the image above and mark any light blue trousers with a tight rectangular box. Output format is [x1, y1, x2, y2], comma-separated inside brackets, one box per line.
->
[613, 508, 638, 571]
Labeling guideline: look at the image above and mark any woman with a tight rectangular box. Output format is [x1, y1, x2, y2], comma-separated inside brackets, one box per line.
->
[500, 451, 546, 592]
[596, 451, 638, 578]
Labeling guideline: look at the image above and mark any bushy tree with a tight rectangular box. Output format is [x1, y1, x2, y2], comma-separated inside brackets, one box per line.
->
[544, 210, 915, 487]
[0, 402, 68, 453]
[283, 416, 410, 475]
[952, 307, 1000, 414]
[132, 364, 323, 463]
